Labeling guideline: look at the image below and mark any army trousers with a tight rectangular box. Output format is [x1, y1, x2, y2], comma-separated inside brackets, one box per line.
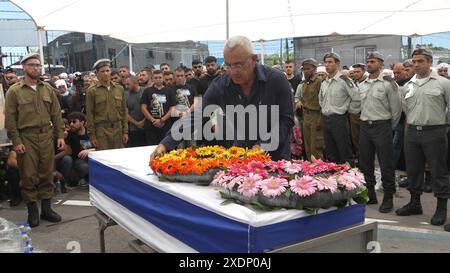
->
[405, 125, 450, 198]
[95, 125, 124, 151]
[349, 113, 361, 157]
[17, 131, 54, 203]
[322, 113, 353, 164]
[359, 120, 396, 194]
[302, 109, 324, 160]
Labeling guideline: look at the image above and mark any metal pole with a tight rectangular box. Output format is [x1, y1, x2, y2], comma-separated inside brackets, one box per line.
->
[412, 34, 417, 50]
[45, 31, 51, 75]
[226, 0, 229, 39]
[259, 39, 265, 65]
[37, 26, 45, 75]
[128, 44, 133, 73]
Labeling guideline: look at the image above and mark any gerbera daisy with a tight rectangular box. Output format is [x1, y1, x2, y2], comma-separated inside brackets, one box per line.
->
[260, 177, 289, 198]
[289, 175, 317, 197]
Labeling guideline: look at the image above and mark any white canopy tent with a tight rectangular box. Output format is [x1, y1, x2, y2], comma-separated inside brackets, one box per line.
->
[9, 0, 450, 71]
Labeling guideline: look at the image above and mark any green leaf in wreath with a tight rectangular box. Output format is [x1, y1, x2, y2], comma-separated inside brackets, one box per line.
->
[295, 200, 303, 210]
[335, 199, 348, 208]
[220, 199, 235, 206]
[250, 201, 274, 211]
[353, 187, 369, 204]
[284, 189, 292, 199]
[304, 207, 318, 214]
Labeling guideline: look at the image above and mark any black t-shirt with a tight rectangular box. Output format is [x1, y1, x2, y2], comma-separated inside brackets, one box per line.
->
[288, 74, 302, 92]
[197, 73, 219, 96]
[140, 86, 175, 128]
[172, 83, 197, 109]
[66, 130, 92, 160]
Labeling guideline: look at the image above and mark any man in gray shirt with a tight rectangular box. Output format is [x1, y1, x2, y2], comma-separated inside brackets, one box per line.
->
[319, 52, 360, 164]
[124, 76, 146, 147]
[358, 52, 402, 213]
[396, 48, 450, 228]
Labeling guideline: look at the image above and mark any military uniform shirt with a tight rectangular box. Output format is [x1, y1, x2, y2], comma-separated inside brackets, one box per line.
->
[300, 76, 321, 111]
[5, 79, 64, 145]
[402, 71, 450, 126]
[85, 81, 128, 139]
[319, 71, 360, 116]
[359, 73, 402, 128]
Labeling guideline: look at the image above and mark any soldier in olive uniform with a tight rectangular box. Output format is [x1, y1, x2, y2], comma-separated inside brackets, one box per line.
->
[396, 48, 450, 228]
[5, 53, 65, 227]
[358, 52, 402, 213]
[319, 52, 360, 164]
[85, 59, 128, 150]
[296, 58, 324, 160]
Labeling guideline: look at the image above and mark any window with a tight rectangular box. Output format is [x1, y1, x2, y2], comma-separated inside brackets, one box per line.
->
[165, 52, 173, 60]
[354, 46, 376, 64]
[147, 50, 154, 59]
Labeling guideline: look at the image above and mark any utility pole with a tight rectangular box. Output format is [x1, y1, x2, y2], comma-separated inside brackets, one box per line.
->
[46, 31, 51, 75]
[285, 38, 289, 61]
[280, 39, 283, 65]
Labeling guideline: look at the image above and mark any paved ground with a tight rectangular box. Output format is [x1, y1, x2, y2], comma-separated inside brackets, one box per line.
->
[1, 183, 450, 253]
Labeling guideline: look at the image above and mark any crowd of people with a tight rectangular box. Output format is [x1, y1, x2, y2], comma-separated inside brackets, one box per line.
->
[1, 35, 450, 233]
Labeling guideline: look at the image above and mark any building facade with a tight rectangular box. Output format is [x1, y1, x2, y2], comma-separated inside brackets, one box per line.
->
[47, 32, 209, 73]
[294, 34, 402, 69]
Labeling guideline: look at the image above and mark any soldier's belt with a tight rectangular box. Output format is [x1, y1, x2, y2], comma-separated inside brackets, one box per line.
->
[96, 121, 121, 128]
[19, 126, 52, 134]
[406, 124, 446, 131]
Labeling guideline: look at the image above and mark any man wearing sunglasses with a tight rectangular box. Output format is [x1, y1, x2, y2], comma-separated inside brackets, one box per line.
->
[5, 53, 65, 227]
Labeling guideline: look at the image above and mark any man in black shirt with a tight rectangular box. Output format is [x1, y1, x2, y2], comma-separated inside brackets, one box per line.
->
[197, 56, 220, 96]
[171, 67, 197, 120]
[65, 112, 93, 186]
[140, 70, 175, 145]
[284, 59, 302, 92]
[152, 36, 294, 161]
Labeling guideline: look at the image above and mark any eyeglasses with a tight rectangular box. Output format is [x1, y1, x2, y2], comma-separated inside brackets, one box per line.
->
[24, 63, 42, 68]
[5, 77, 15, 80]
[224, 57, 251, 72]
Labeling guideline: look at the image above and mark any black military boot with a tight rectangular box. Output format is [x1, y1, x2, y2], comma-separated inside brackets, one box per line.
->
[27, 202, 39, 228]
[423, 171, 432, 193]
[367, 186, 378, 204]
[40, 199, 61, 223]
[430, 198, 448, 226]
[395, 193, 423, 216]
[379, 193, 394, 213]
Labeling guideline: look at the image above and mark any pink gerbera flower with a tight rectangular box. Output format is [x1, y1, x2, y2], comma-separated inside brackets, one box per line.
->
[237, 173, 261, 197]
[283, 161, 302, 174]
[247, 161, 269, 178]
[267, 161, 285, 174]
[211, 170, 226, 186]
[316, 177, 338, 192]
[337, 173, 358, 191]
[289, 175, 317, 197]
[260, 177, 289, 197]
